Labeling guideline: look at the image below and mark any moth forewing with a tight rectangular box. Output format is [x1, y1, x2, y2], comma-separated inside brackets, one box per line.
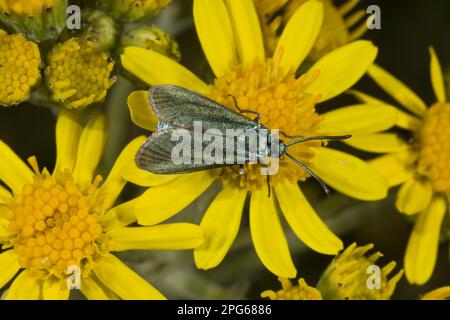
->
[148, 85, 259, 131]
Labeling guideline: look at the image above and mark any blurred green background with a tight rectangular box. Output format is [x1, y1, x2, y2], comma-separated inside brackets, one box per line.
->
[1, 0, 450, 299]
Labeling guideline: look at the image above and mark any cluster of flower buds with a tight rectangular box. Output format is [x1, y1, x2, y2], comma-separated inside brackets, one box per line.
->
[0, 0, 180, 109]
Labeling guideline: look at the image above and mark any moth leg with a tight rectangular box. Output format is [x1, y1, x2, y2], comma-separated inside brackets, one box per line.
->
[228, 95, 261, 122]
[230, 165, 245, 175]
[230, 166, 239, 175]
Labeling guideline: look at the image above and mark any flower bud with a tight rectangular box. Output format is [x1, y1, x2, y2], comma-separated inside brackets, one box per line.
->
[77, 10, 117, 51]
[120, 26, 180, 61]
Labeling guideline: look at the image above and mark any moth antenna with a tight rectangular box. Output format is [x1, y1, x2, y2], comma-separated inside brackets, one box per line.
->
[286, 135, 352, 147]
[285, 152, 330, 197]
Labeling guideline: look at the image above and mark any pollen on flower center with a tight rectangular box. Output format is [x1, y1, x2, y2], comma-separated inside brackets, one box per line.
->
[0, 29, 41, 106]
[417, 103, 450, 193]
[208, 58, 323, 191]
[46, 39, 115, 110]
[3, 157, 108, 279]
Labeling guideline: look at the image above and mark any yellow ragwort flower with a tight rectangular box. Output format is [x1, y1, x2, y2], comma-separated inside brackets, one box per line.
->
[0, 0, 60, 17]
[0, 0, 67, 42]
[0, 0, 58, 16]
[261, 277, 322, 300]
[46, 39, 116, 110]
[0, 111, 203, 300]
[316, 243, 403, 300]
[354, 48, 450, 285]
[0, 29, 41, 106]
[121, 0, 389, 278]
[254, 0, 367, 60]
[421, 286, 450, 300]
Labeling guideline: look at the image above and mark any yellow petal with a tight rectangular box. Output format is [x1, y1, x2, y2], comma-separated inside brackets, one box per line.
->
[72, 113, 107, 186]
[128, 91, 158, 131]
[0, 140, 33, 194]
[81, 275, 119, 300]
[42, 278, 70, 300]
[194, 185, 247, 269]
[307, 41, 378, 102]
[94, 254, 166, 300]
[369, 150, 415, 187]
[250, 188, 296, 278]
[404, 196, 446, 285]
[368, 64, 427, 116]
[121, 162, 179, 187]
[194, 0, 238, 77]
[121, 47, 209, 93]
[54, 110, 83, 174]
[101, 198, 139, 231]
[0, 185, 12, 203]
[275, 180, 342, 255]
[396, 177, 433, 215]
[100, 136, 147, 210]
[320, 104, 397, 135]
[108, 224, 204, 251]
[0, 250, 20, 290]
[136, 171, 216, 225]
[225, 0, 265, 65]
[275, 0, 323, 74]
[6, 270, 42, 300]
[345, 133, 409, 153]
[421, 286, 450, 300]
[311, 147, 387, 200]
[395, 109, 421, 130]
[429, 47, 446, 103]
[348, 89, 386, 105]
[348, 92, 420, 130]
[81, 274, 119, 300]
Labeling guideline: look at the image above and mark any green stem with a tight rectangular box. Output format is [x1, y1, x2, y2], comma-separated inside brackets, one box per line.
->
[101, 77, 134, 175]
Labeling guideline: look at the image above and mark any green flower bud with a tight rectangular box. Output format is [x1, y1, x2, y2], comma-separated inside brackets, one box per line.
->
[317, 243, 403, 300]
[105, 0, 172, 22]
[0, 0, 67, 42]
[121, 26, 180, 61]
[77, 10, 116, 51]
